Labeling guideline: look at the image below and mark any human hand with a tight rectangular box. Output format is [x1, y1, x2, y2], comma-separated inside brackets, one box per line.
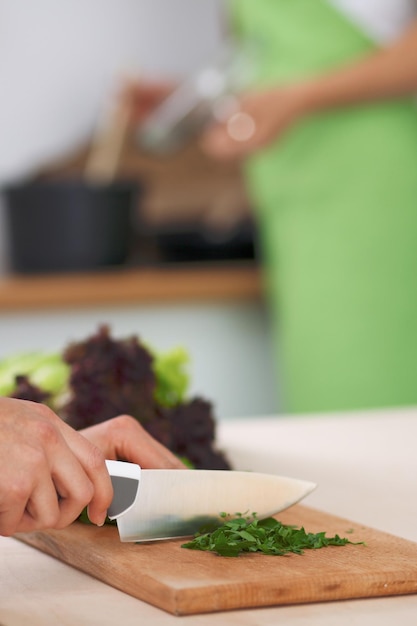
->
[79, 415, 185, 469]
[0, 399, 185, 537]
[0, 398, 112, 536]
[201, 84, 311, 160]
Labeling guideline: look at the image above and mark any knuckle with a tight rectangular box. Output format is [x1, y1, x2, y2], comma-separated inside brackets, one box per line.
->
[35, 419, 60, 446]
[33, 402, 52, 416]
[86, 444, 106, 473]
[113, 414, 141, 433]
[7, 451, 43, 503]
[7, 478, 31, 505]
[32, 402, 58, 423]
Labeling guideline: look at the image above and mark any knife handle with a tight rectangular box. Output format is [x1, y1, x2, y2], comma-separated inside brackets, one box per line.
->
[105, 460, 141, 520]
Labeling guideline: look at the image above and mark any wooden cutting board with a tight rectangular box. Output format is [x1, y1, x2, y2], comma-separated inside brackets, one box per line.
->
[16, 505, 417, 616]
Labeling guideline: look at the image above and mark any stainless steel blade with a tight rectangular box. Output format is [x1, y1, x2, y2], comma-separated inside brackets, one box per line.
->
[106, 462, 316, 542]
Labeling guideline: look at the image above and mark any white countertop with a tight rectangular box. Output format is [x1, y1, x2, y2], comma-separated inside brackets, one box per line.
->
[1, 406, 416, 625]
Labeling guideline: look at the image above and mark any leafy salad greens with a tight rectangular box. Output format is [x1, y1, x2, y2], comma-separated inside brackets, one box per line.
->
[0, 325, 230, 470]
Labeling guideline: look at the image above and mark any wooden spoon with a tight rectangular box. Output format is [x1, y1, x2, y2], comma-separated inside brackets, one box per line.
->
[84, 80, 134, 184]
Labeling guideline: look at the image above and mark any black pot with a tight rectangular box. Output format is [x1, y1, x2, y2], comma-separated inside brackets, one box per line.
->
[3, 178, 140, 274]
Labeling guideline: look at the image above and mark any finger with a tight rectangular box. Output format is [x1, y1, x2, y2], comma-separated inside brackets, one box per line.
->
[50, 466, 95, 529]
[20, 440, 96, 531]
[0, 466, 30, 536]
[80, 415, 186, 469]
[55, 420, 113, 526]
[0, 465, 60, 535]
[15, 475, 61, 533]
[116, 418, 186, 469]
[28, 411, 106, 528]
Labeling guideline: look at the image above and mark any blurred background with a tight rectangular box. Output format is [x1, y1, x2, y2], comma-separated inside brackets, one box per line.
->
[0, 0, 222, 185]
[0, 0, 256, 271]
[1, 0, 415, 424]
[0, 0, 278, 420]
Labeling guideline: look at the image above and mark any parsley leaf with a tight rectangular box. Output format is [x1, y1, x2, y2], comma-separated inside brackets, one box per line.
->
[181, 513, 365, 557]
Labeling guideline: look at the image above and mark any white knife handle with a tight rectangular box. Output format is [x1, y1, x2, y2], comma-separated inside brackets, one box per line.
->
[105, 460, 141, 520]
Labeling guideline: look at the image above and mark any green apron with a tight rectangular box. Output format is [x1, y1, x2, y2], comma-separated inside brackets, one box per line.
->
[230, 0, 417, 414]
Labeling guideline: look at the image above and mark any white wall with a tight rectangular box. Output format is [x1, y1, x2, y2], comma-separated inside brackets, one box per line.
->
[0, 1, 281, 421]
[0, 0, 224, 185]
[0, 0, 225, 273]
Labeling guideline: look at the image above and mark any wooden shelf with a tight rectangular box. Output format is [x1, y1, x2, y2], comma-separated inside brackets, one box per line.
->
[0, 264, 263, 311]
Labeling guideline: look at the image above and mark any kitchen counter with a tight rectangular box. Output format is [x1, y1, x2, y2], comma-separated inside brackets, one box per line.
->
[1, 406, 416, 625]
[0, 263, 262, 311]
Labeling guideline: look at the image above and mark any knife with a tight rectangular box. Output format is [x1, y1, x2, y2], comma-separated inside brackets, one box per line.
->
[105, 460, 316, 542]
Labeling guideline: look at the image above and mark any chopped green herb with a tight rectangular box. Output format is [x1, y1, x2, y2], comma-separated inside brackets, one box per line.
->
[181, 513, 365, 557]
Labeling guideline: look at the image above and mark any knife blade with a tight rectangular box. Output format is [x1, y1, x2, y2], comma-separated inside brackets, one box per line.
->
[105, 460, 316, 542]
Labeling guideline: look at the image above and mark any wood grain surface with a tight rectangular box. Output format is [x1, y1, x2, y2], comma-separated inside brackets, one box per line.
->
[15, 505, 417, 616]
[0, 265, 262, 311]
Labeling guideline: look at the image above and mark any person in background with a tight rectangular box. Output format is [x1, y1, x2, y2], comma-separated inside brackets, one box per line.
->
[131, 0, 417, 415]
[0, 397, 184, 537]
